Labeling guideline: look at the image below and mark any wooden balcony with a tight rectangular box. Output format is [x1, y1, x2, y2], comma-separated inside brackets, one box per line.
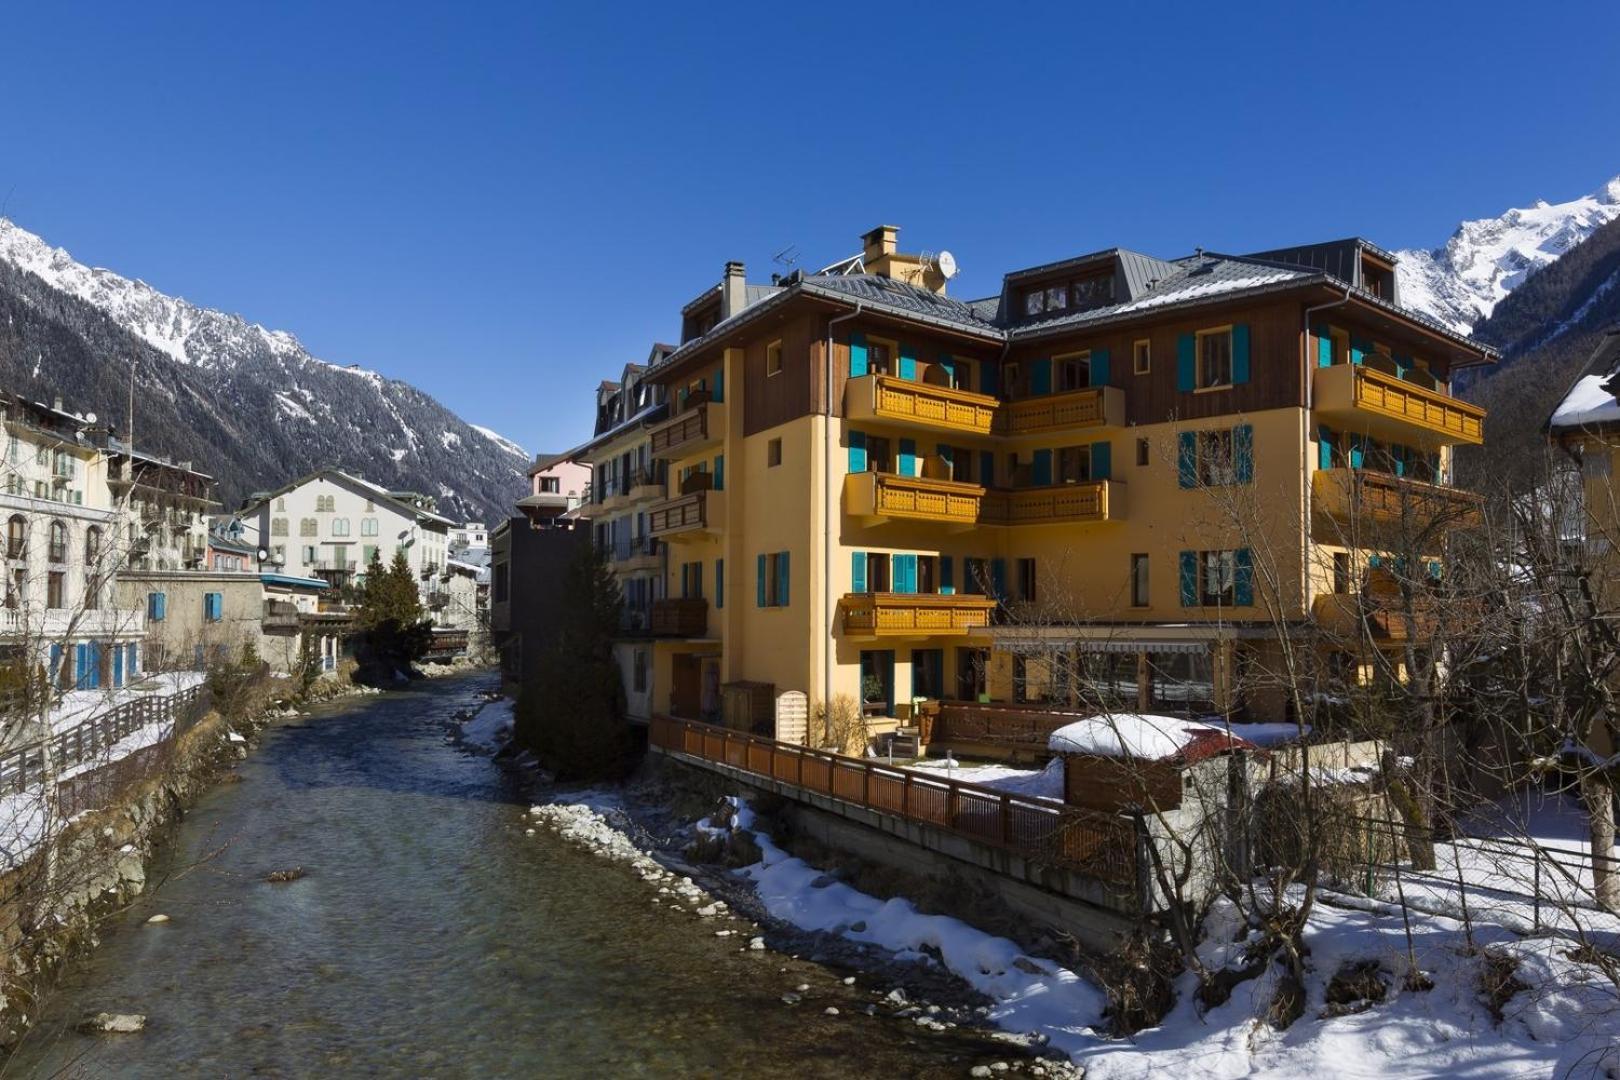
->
[1313, 469, 1483, 530]
[981, 480, 1122, 526]
[996, 386, 1124, 438]
[647, 489, 723, 541]
[840, 592, 998, 639]
[1314, 592, 1444, 644]
[650, 597, 709, 637]
[844, 374, 997, 436]
[649, 402, 722, 460]
[844, 471, 984, 526]
[1313, 363, 1484, 446]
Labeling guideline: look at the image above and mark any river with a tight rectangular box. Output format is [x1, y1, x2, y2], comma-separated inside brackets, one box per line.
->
[7, 675, 1023, 1078]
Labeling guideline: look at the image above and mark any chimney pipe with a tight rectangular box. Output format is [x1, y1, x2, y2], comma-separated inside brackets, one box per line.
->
[721, 261, 747, 319]
[861, 225, 899, 264]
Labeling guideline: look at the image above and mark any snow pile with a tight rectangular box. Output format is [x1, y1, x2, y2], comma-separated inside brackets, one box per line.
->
[906, 758, 1065, 802]
[459, 698, 514, 753]
[1047, 714, 1216, 760]
[1549, 372, 1620, 430]
[726, 801, 1108, 1056]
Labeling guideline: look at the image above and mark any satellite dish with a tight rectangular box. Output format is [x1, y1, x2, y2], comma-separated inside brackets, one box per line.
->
[84, 412, 97, 424]
[935, 250, 958, 280]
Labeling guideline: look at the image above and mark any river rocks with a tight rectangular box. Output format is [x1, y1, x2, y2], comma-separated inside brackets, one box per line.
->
[749, 936, 766, 950]
[145, 914, 170, 924]
[781, 993, 802, 1006]
[77, 1012, 146, 1034]
[265, 867, 306, 883]
[824, 1006, 840, 1016]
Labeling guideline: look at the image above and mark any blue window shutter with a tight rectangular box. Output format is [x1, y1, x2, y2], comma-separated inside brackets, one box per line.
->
[1231, 324, 1251, 384]
[1314, 325, 1333, 367]
[1031, 358, 1052, 395]
[849, 332, 868, 378]
[1426, 560, 1442, 581]
[1177, 334, 1196, 391]
[714, 455, 724, 491]
[852, 552, 866, 594]
[940, 556, 954, 592]
[1091, 440, 1112, 481]
[716, 558, 724, 609]
[1179, 551, 1198, 607]
[893, 555, 912, 594]
[1234, 548, 1254, 606]
[777, 551, 790, 606]
[1032, 449, 1053, 486]
[898, 345, 917, 381]
[756, 554, 767, 607]
[1368, 554, 1382, 568]
[990, 558, 1007, 602]
[898, 439, 917, 477]
[1318, 427, 1334, 470]
[1090, 348, 1110, 386]
[128, 643, 138, 676]
[848, 430, 866, 473]
[1177, 432, 1197, 489]
[979, 451, 995, 486]
[74, 644, 86, 689]
[713, 365, 724, 402]
[1234, 424, 1254, 484]
[979, 363, 999, 397]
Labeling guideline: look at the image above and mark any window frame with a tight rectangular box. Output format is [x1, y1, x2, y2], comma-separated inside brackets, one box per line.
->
[1200, 549, 1236, 607]
[767, 438, 782, 468]
[1195, 325, 1234, 391]
[765, 340, 783, 377]
[1054, 350, 1091, 393]
[866, 336, 898, 377]
[1136, 437, 1150, 468]
[1130, 553, 1150, 607]
[1133, 338, 1151, 375]
[1197, 429, 1237, 487]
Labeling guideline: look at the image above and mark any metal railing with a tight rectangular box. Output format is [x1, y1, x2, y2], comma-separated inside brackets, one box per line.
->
[649, 714, 1139, 887]
[0, 684, 207, 796]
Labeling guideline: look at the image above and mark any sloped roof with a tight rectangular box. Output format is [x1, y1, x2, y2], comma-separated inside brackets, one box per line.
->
[1548, 326, 1620, 432]
[800, 273, 1001, 338]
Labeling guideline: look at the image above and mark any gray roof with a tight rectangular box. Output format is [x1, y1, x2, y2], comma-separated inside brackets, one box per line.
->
[800, 274, 1001, 337]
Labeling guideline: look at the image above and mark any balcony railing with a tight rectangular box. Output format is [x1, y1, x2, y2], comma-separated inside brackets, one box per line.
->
[1313, 362, 1484, 446]
[844, 374, 997, 436]
[996, 386, 1125, 437]
[650, 597, 708, 637]
[649, 403, 721, 460]
[1312, 469, 1482, 530]
[981, 479, 1122, 526]
[263, 600, 302, 631]
[844, 471, 984, 525]
[840, 592, 998, 638]
[648, 489, 722, 540]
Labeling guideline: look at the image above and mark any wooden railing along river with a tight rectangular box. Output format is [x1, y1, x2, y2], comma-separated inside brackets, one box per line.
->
[1, 684, 207, 796]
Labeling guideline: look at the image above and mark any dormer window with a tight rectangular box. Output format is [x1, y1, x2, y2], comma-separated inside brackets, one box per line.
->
[1021, 272, 1115, 320]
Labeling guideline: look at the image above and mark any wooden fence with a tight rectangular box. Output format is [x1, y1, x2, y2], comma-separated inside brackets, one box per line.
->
[650, 714, 1139, 887]
[0, 684, 208, 797]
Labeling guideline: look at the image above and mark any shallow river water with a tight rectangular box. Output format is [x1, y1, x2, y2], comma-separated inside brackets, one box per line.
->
[8, 676, 1019, 1078]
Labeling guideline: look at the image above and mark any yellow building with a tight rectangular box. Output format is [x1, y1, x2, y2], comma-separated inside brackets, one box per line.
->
[621, 227, 1494, 729]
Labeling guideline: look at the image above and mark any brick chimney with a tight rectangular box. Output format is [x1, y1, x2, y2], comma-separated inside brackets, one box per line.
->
[721, 261, 747, 319]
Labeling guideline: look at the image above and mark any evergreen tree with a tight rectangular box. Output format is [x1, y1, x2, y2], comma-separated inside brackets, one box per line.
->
[351, 547, 431, 677]
[516, 544, 631, 780]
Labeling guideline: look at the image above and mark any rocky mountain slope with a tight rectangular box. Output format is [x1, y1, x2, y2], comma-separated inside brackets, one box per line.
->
[0, 218, 527, 521]
[1396, 175, 1620, 335]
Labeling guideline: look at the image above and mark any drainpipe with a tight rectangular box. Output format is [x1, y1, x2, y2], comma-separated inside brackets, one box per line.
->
[823, 303, 864, 722]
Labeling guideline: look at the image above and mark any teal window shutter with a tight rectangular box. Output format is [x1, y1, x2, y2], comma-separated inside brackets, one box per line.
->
[898, 555, 917, 594]
[714, 454, 725, 491]
[848, 430, 866, 473]
[1368, 554, 1382, 568]
[852, 552, 866, 594]
[756, 554, 767, 607]
[990, 558, 1007, 602]
[1232, 324, 1251, 384]
[1318, 427, 1334, 470]
[850, 332, 868, 378]
[1031, 358, 1052, 395]
[1032, 449, 1053, 486]
[979, 363, 999, 397]
[1426, 560, 1442, 581]
[1176, 334, 1196, 391]
[1090, 348, 1110, 386]
[1314, 325, 1333, 367]
[1234, 424, 1254, 484]
[1234, 548, 1254, 606]
[940, 556, 954, 592]
[979, 451, 995, 486]
[777, 551, 790, 606]
[716, 558, 724, 609]
[898, 439, 917, 477]
[713, 366, 724, 403]
[1179, 551, 1198, 607]
[1177, 432, 1197, 488]
[1091, 440, 1111, 481]
[1392, 444, 1406, 477]
[898, 345, 917, 381]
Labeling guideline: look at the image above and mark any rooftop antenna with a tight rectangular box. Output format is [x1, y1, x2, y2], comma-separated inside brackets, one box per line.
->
[772, 244, 799, 269]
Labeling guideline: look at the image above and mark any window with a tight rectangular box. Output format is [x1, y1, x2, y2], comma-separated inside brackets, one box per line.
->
[680, 561, 703, 599]
[361, 517, 379, 536]
[1131, 554, 1150, 607]
[1197, 327, 1233, 389]
[276, 497, 287, 511]
[540, 476, 560, 493]
[633, 648, 648, 693]
[1201, 550, 1236, 606]
[867, 338, 895, 375]
[302, 545, 318, 564]
[1055, 352, 1090, 392]
[332, 517, 351, 537]
[1133, 339, 1151, 374]
[1198, 429, 1236, 486]
[963, 557, 987, 595]
[203, 592, 223, 622]
[300, 518, 318, 537]
[363, 544, 379, 565]
[6, 515, 24, 560]
[912, 649, 945, 700]
[1136, 438, 1150, 467]
[46, 571, 64, 609]
[316, 495, 335, 512]
[864, 435, 891, 474]
[1056, 445, 1093, 483]
[1016, 557, 1037, 602]
[766, 340, 783, 376]
[758, 551, 790, 607]
[48, 520, 67, 563]
[767, 438, 782, 467]
[8, 569, 24, 609]
[271, 517, 289, 537]
[84, 526, 101, 565]
[1333, 552, 1350, 595]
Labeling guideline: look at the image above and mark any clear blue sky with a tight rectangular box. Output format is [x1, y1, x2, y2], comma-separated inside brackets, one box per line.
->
[1, 3, 1614, 456]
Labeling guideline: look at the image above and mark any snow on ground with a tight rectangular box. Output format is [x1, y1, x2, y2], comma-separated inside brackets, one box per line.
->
[1047, 713, 1217, 759]
[906, 757, 1065, 802]
[47, 670, 205, 734]
[460, 698, 514, 754]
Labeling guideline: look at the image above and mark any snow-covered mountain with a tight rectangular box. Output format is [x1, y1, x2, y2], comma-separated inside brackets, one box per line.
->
[0, 217, 529, 521]
[1397, 175, 1620, 334]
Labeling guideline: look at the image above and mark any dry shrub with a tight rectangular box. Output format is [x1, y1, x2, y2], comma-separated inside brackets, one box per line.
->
[1323, 959, 1388, 1017]
[1478, 948, 1527, 1025]
[816, 694, 870, 756]
[1253, 779, 1404, 893]
[1088, 932, 1179, 1035]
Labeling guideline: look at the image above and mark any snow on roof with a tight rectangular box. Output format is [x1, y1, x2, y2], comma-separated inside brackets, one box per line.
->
[1047, 713, 1257, 762]
[1549, 372, 1620, 430]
